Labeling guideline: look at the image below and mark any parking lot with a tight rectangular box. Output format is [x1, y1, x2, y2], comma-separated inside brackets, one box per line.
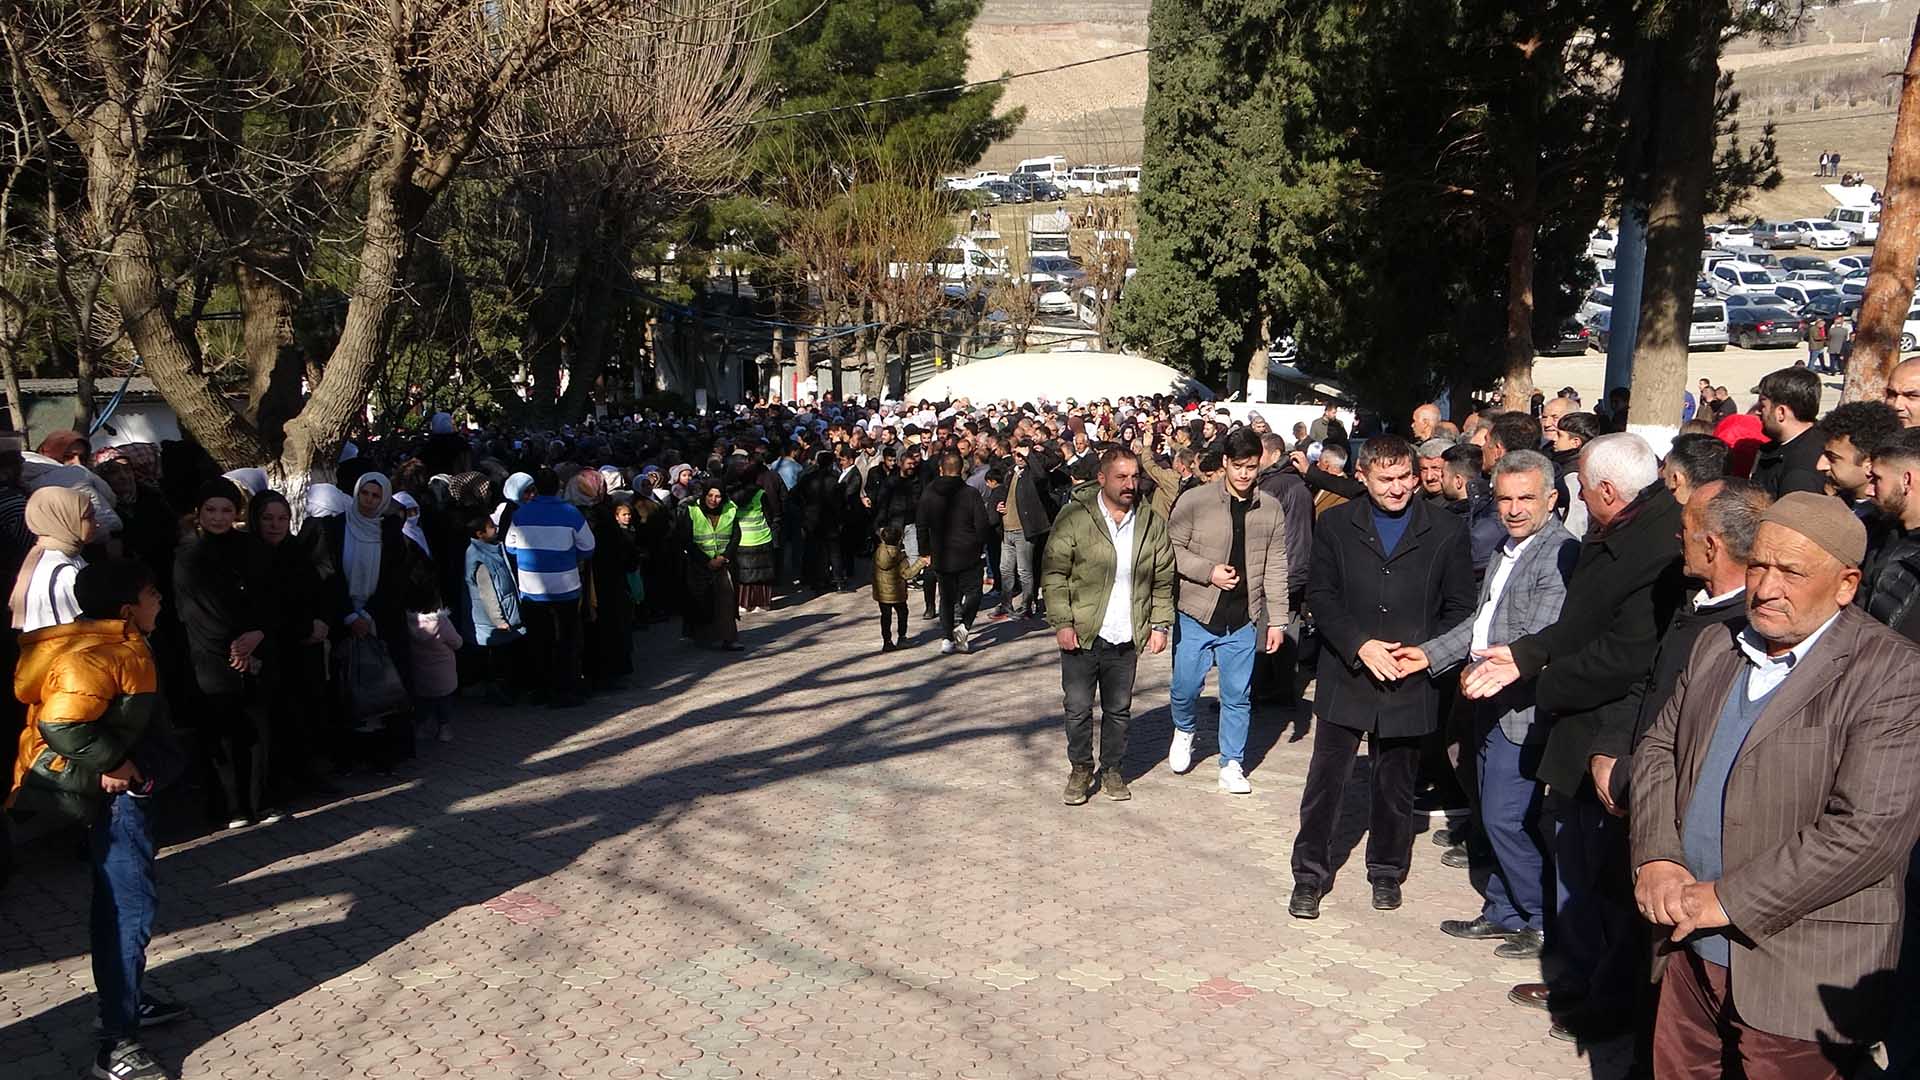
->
[1535, 340, 1850, 415]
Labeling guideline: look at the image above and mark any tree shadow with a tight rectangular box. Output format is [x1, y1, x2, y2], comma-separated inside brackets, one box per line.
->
[0, 597, 1064, 1076]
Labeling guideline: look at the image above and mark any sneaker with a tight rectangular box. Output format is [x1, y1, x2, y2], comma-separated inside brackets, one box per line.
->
[1168, 729, 1195, 774]
[93, 1038, 173, 1080]
[1100, 768, 1132, 801]
[225, 817, 251, 831]
[939, 640, 956, 655]
[737, 607, 748, 618]
[1218, 760, 1252, 795]
[1063, 765, 1096, 806]
[881, 641, 898, 652]
[989, 609, 1013, 623]
[954, 625, 971, 654]
[255, 808, 286, 826]
[92, 996, 189, 1031]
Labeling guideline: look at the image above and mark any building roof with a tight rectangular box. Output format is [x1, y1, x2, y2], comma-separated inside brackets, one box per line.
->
[5, 377, 164, 401]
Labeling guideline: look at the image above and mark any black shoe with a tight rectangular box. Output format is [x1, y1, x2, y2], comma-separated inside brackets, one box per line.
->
[1440, 916, 1517, 941]
[1371, 881, 1402, 910]
[93, 1039, 172, 1080]
[1063, 766, 1096, 806]
[1100, 768, 1132, 801]
[1440, 844, 1472, 869]
[1413, 788, 1470, 817]
[1288, 884, 1322, 919]
[93, 996, 188, 1032]
[1494, 927, 1545, 960]
[1430, 827, 1460, 848]
[881, 641, 898, 652]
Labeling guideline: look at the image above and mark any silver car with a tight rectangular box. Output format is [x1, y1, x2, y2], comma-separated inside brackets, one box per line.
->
[1689, 300, 1729, 351]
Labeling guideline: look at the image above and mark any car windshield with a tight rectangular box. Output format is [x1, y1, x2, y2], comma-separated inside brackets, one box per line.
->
[1031, 257, 1078, 272]
[1691, 306, 1724, 323]
[1747, 307, 1796, 320]
[1739, 271, 1771, 285]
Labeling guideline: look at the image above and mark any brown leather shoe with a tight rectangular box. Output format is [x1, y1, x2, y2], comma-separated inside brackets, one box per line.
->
[1508, 982, 1584, 1014]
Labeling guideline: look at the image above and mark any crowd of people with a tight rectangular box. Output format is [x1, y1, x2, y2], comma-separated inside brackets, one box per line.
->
[12, 352, 1920, 1079]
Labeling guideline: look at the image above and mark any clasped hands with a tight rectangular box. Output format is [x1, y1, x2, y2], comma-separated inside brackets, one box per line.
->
[1634, 860, 1731, 943]
[1359, 640, 1429, 682]
[1357, 642, 1526, 691]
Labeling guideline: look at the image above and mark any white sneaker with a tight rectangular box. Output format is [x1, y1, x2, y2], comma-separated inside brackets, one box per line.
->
[1219, 760, 1252, 795]
[1169, 730, 1195, 774]
[939, 640, 956, 655]
[737, 607, 748, 618]
[955, 625, 971, 654]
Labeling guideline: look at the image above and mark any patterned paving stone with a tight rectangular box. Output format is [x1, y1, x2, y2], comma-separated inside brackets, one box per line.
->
[0, 591, 1627, 1079]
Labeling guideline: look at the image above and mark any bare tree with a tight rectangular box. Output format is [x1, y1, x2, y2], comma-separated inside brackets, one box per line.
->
[1073, 193, 1134, 351]
[0, 0, 768, 494]
[988, 217, 1039, 353]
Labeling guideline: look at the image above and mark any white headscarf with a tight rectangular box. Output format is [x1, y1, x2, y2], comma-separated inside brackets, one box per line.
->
[392, 491, 432, 559]
[344, 472, 391, 614]
[305, 482, 351, 519]
[222, 467, 269, 499]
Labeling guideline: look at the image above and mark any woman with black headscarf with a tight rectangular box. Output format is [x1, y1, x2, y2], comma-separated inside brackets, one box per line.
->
[174, 479, 277, 828]
[248, 489, 335, 793]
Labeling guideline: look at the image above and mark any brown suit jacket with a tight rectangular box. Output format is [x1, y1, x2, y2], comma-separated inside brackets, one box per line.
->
[1631, 605, 1920, 1043]
[1167, 479, 1288, 631]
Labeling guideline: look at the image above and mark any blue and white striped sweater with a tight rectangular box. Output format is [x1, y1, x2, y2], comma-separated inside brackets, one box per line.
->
[504, 496, 596, 602]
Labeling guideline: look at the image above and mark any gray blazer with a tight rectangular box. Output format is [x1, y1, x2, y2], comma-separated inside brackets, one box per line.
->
[1417, 518, 1579, 743]
[1632, 606, 1920, 1044]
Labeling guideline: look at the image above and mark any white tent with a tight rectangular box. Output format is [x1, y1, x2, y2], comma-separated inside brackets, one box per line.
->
[911, 352, 1214, 404]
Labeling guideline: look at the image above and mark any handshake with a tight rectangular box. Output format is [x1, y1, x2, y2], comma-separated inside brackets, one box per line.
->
[1356, 640, 1430, 683]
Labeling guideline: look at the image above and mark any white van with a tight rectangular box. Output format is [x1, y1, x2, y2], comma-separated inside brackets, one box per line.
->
[1065, 165, 1106, 195]
[1013, 156, 1068, 183]
[1828, 206, 1880, 244]
[1099, 165, 1142, 194]
[891, 234, 1007, 288]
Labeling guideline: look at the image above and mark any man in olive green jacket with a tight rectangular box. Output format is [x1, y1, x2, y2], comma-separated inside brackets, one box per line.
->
[1041, 448, 1176, 805]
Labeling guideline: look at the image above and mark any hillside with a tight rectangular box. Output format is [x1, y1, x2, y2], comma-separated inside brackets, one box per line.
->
[964, 0, 1914, 214]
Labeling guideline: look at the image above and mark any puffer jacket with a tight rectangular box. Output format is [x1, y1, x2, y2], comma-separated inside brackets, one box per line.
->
[9, 619, 177, 821]
[872, 542, 914, 605]
[1858, 522, 1920, 642]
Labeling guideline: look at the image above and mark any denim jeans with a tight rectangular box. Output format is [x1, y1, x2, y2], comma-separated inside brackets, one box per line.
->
[1478, 725, 1550, 932]
[996, 530, 1036, 615]
[91, 792, 157, 1043]
[1169, 612, 1257, 766]
[1061, 638, 1137, 770]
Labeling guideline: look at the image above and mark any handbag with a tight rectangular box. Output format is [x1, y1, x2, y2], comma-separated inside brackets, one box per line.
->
[338, 636, 410, 728]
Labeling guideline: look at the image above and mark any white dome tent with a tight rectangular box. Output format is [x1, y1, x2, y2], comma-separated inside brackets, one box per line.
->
[910, 351, 1214, 404]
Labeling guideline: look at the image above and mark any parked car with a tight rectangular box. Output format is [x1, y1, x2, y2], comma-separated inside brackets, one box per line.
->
[1829, 206, 1880, 245]
[1539, 318, 1592, 357]
[1793, 219, 1853, 250]
[1751, 221, 1809, 249]
[1577, 287, 1613, 324]
[1773, 281, 1839, 308]
[1743, 250, 1785, 271]
[1904, 308, 1920, 353]
[1710, 261, 1780, 297]
[977, 179, 1024, 204]
[1785, 269, 1844, 285]
[1780, 255, 1831, 272]
[1836, 254, 1873, 273]
[1717, 224, 1756, 248]
[1690, 299, 1729, 351]
[1009, 176, 1067, 202]
[1726, 304, 1805, 349]
[1701, 249, 1741, 274]
[1587, 227, 1618, 259]
[1801, 293, 1864, 322]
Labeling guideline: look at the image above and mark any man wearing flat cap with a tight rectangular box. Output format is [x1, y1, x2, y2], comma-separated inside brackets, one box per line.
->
[1632, 491, 1920, 1078]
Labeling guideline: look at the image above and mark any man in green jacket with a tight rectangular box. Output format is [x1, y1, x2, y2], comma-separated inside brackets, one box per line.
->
[1041, 447, 1176, 805]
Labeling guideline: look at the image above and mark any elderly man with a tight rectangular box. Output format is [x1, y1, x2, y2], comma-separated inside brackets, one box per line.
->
[1168, 429, 1290, 793]
[1541, 396, 1576, 447]
[1412, 402, 1443, 443]
[1888, 356, 1920, 428]
[1289, 435, 1476, 918]
[1394, 451, 1578, 959]
[1633, 493, 1920, 1078]
[1465, 432, 1688, 1037]
[1418, 438, 1452, 506]
[1043, 448, 1176, 805]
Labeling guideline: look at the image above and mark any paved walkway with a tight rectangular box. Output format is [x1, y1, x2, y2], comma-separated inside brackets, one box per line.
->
[1, 590, 1630, 1079]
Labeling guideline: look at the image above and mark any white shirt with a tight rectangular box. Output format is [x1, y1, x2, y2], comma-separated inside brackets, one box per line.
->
[1693, 586, 1744, 612]
[1470, 533, 1537, 653]
[19, 550, 85, 633]
[1095, 493, 1138, 645]
[1735, 608, 1841, 702]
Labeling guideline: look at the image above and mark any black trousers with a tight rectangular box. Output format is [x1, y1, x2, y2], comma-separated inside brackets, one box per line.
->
[938, 566, 982, 640]
[879, 603, 908, 644]
[522, 600, 583, 701]
[1061, 638, 1137, 771]
[1291, 718, 1423, 888]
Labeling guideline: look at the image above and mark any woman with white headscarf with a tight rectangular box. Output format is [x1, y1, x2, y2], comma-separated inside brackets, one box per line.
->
[10, 487, 96, 631]
[391, 492, 433, 560]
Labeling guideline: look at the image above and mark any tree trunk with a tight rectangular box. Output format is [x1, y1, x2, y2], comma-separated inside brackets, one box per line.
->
[0, 294, 27, 434]
[1627, 0, 1723, 448]
[235, 258, 305, 450]
[1501, 217, 1539, 411]
[1847, 14, 1920, 402]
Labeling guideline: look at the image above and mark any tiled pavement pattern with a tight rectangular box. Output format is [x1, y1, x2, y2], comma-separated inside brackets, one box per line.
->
[1, 591, 1631, 1079]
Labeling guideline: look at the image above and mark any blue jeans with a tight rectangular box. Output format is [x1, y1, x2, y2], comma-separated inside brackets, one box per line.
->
[1170, 613, 1257, 766]
[91, 793, 157, 1042]
[1478, 725, 1549, 932]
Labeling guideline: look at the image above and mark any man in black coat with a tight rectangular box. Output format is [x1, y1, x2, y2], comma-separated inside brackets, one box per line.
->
[1289, 435, 1476, 919]
[1254, 433, 1315, 704]
[1464, 432, 1688, 1036]
[792, 450, 842, 593]
[834, 444, 867, 585]
[918, 451, 993, 655]
[1749, 366, 1827, 498]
